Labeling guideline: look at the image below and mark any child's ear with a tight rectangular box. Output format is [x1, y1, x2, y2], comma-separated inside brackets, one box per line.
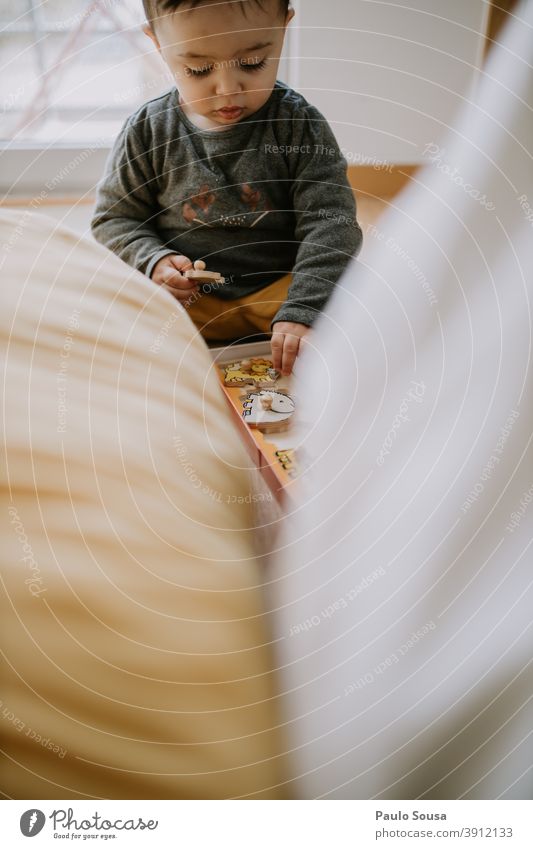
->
[285, 5, 295, 25]
[143, 24, 160, 51]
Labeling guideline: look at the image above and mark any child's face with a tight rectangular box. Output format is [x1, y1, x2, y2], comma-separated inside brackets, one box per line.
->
[145, 0, 294, 130]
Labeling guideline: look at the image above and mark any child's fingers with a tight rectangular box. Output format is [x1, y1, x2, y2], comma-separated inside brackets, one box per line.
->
[271, 332, 300, 375]
[157, 265, 199, 300]
[168, 254, 194, 273]
[160, 266, 197, 290]
[270, 331, 284, 371]
[161, 274, 199, 301]
[280, 334, 300, 375]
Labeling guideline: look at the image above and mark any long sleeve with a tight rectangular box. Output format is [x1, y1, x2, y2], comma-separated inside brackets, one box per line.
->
[91, 118, 174, 278]
[272, 105, 363, 326]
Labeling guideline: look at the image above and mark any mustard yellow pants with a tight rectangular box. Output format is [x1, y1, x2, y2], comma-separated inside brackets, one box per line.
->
[184, 274, 292, 342]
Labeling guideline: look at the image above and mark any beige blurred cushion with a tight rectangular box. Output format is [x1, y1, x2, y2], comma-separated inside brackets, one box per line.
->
[0, 209, 286, 799]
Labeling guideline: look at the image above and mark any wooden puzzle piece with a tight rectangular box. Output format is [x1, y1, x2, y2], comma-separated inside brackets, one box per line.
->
[184, 259, 225, 284]
[275, 448, 299, 478]
[222, 357, 280, 388]
[241, 389, 295, 433]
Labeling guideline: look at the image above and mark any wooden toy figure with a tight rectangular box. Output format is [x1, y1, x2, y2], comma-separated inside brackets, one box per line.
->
[241, 389, 295, 433]
[222, 357, 280, 388]
[184, 259, 225, 285]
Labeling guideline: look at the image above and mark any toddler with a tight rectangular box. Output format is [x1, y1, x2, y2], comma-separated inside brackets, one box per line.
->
[92, 0, 362, 373]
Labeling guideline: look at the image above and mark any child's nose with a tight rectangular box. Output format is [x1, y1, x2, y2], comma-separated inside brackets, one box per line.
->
[214, 69, 243, 97]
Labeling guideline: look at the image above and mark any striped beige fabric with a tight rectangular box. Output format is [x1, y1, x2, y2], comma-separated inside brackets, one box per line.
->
[0, 210, 286, 800]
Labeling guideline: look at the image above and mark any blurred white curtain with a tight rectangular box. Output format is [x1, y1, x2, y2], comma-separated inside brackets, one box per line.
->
[273, 1, 533, 799]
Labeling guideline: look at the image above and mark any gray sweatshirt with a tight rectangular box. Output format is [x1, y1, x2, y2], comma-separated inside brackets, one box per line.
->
[92, 81, 362, 327]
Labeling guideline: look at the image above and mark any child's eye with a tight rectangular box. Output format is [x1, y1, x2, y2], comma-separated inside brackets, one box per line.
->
[241, 59, 267, 72]
[185, 59, 267, 78]
[186, 66, 212, 77]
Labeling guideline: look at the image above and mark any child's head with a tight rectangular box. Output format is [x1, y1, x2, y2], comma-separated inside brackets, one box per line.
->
[143, 0, 294, 129]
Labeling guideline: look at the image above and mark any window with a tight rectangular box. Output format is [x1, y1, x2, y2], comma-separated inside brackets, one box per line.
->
[0, 0, 294, 196]
[0, 0, 171, 144]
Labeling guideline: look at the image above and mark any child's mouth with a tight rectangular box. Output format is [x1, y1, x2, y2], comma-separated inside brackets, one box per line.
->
[216, 106, 244, 120]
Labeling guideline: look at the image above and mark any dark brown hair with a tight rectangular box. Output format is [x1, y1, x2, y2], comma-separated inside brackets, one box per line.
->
[143, 0, 290, 30]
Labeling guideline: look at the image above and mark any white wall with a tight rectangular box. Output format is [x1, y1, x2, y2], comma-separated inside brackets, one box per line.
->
[286, 0, 489, 165]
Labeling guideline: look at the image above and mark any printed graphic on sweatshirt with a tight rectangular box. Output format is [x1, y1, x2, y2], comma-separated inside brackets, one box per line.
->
[181, 182, 272, 229]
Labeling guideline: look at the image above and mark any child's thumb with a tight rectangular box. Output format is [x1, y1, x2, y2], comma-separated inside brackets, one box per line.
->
[169, 254, 193, 271]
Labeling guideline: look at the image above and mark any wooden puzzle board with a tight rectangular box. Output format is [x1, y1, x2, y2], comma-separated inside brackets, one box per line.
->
[210, 342, 300, 501]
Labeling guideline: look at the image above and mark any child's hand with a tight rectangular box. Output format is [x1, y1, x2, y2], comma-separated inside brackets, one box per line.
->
[271, 321, 311, 376]
[151, 254, 198, 301]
